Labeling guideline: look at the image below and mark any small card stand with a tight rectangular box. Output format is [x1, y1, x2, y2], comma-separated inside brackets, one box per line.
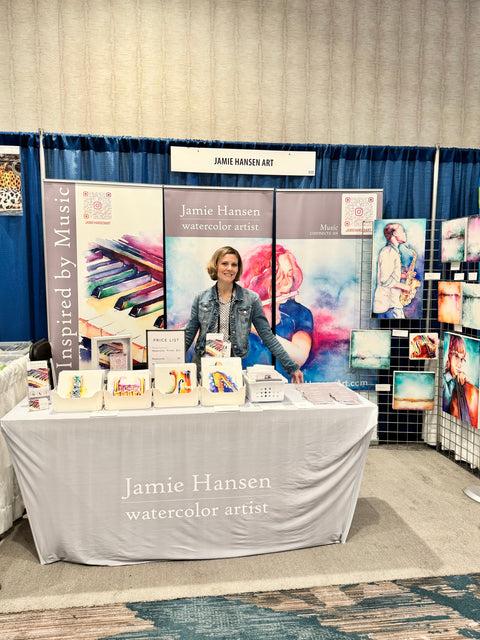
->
[104, 371, 152, 411]
[52, 370, 104, 413]
[200, 385, 246, 406]
[152, 363, 199, 408]
[153, 387, 200, 408]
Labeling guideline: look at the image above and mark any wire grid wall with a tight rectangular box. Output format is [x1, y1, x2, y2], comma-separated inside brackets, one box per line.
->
[353, 219, 442, 445]
[351, 216, 480, 478]
[435, 219, 480, 479]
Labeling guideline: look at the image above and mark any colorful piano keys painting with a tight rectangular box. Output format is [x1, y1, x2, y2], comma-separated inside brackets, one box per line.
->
[27, 360, 51, 411]
[81, 235, 164, 366]
[107, 371, 150, 397]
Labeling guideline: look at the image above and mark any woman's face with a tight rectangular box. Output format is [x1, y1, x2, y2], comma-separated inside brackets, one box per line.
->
[216, 253, 239, 286]
[276, 253, 295, 295]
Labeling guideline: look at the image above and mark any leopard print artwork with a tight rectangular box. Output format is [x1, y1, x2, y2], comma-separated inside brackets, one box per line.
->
[0, 158, 22, 212]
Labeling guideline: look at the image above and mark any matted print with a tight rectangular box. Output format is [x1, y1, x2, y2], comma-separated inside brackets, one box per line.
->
[438, 281, 462, 325]
[409, 333, 438, 360]
[91, 334, 132, 370]
[443, 332, 480, 428]
[462, 282, 480, 330]
[154, 363, 197, 394]
[441, 218, 466, 262]
[275, 189, 382, 388]
[392, 371, 436, 410]
[371, 218, 426, 320]
[350, 330, 391, 369]
[466, 216, 480, 262]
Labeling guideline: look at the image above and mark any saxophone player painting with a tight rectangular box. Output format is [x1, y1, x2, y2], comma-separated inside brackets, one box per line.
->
[371, 219, 426, 320]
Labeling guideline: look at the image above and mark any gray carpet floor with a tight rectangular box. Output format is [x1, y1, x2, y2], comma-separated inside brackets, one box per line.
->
[1, 445, 479, 614]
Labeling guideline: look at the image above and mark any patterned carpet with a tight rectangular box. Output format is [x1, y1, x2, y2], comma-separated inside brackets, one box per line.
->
[3, 574, 480, 640]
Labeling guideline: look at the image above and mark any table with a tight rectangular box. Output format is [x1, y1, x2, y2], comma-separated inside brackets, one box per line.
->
[0, 354, 27, 535]
[1, 387, 377, 565]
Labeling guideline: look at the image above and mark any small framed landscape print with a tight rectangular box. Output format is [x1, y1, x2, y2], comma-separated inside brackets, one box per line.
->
[91, 335, 133, 370]
[147, 329, 186, 374]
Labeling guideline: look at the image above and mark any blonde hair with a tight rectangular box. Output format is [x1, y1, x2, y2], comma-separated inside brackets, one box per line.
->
[206, 246, 243, 281]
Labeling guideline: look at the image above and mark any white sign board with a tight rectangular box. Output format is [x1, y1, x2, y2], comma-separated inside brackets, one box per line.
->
[171, 146, 316, 176]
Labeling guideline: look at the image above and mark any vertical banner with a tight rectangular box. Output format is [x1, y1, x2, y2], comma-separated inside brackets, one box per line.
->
[164, 187, 274, 367]
[276, 190, 382, 387]
[43, 181, 164, 378]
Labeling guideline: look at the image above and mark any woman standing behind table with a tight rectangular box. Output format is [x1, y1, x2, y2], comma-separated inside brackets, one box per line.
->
[184, 246, 304, 383]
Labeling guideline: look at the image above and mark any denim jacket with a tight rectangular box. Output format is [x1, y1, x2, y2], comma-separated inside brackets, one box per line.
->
[185, 283, 300, 375]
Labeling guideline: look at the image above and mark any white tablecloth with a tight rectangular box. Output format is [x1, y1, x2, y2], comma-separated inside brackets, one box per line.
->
[0, 355, 27, 534]
[1, 387, 377, 565]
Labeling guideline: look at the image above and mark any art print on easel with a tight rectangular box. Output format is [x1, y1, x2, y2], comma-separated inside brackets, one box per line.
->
[371, 219, 426, 320]
[442, 332, 480, 428]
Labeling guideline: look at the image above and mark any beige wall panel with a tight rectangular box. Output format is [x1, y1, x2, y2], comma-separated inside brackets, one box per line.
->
[1, 0, 479, 148]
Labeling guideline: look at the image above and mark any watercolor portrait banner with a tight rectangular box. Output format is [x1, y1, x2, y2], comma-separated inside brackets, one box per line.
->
[163, 187, 275, 368]
[43, 181, 164, 379]
[371, 218, 426, 320]
[275, 189, 383, 388]
[442, 332, 480, 428]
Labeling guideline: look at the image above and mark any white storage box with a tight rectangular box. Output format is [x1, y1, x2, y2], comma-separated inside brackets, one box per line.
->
[244, 366, 287, 402]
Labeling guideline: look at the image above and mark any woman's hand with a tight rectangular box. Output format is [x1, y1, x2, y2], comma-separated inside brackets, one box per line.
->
[290, 369, 304, 384]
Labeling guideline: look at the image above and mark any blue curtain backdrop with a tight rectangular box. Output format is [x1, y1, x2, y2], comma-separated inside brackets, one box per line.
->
[43, 134, 436, 220]
[5, 134, 480, 364]
[0, 132, 46, 342]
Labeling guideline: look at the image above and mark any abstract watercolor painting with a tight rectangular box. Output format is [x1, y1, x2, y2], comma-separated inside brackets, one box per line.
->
[441, 218, 466, 262]
[409, 333, 438, 360]
[466, 216, 480, 262]
[392, 371, 436, 410]
[350, 330, 391, 369]
[438, 281, 462, 325]
[462, 282, 480, 330]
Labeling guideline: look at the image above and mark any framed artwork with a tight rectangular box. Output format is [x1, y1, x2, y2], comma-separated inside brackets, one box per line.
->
[350, 330, 391, 369]
[441, 218, 466, 262]
[371, 218, 426, 320]
[466, 216, 480, 262]
[438, 281, 462, 325]
[91, 335, 133, 370]
[462, 283, 480, 330]
[0, 146, 22, 216]
[392, 371, 436, 411]
[442, 332, 480, 428]
[409, 333, 438, 360]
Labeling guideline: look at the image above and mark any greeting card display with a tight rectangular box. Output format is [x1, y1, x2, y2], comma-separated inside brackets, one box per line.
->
[200, 357, 245, 406]
[104, 370, 152, 410]
[27, 360, 51, 411]
[52, 369, 104, 412]
[153, 363, 199, 407]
